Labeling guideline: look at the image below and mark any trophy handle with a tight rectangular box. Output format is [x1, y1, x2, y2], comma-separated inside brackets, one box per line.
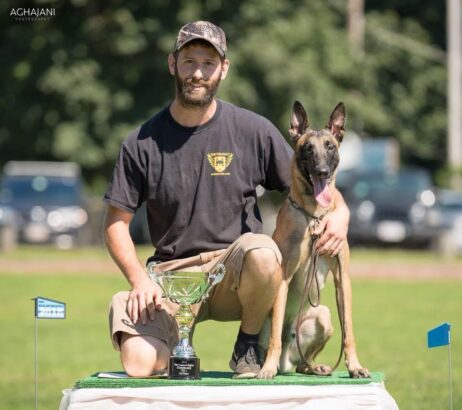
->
[209, 263, 226, 285]
[147, 261, 162, 286]
[201, 263, 226, 301]
[147, 261, 158, 279]
[147, 261, 168, 296]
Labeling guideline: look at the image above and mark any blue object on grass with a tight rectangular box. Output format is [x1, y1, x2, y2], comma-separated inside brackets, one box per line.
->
[427, 322, 451, 348]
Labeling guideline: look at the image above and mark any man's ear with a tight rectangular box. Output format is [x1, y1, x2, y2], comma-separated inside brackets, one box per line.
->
[168, 54, 176, 76]
[326, 102, 346, 143]
[220, 58, 230, 80]
[289, 100, 309, 142]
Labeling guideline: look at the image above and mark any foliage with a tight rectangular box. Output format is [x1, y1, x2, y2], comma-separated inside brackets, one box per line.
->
[1, 1, 447, 190]
[364, 11, 446, 172]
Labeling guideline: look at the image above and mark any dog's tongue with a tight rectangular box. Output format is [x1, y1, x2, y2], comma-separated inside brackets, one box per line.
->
[312, 176, 332, 208]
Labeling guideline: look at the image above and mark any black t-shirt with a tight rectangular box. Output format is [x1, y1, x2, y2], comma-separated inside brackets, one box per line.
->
[104, 100, 293, 262]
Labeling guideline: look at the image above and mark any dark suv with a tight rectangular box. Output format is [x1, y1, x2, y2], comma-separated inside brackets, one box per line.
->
[0, 161, 88, 248]
[338, 167, 437, 247]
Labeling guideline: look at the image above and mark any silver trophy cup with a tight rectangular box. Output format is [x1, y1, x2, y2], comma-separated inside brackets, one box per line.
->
[147, 262, 226, 379]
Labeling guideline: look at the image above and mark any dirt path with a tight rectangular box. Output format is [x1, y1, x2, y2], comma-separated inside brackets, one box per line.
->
[0, 258, 117, 275]
[349, 260, 462, 280]
[1, 257, 460, 280]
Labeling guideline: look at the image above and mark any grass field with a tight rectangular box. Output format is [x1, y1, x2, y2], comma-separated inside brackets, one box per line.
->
[0, 246, 460, 409]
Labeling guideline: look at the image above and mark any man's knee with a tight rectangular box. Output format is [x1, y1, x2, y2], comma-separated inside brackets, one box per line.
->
[120, 333, 169, 377]
[231, 233, 282, 285]
[243, 246, 281, 284]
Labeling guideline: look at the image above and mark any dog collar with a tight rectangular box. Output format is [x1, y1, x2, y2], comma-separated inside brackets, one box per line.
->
[288, 195, 325, 221]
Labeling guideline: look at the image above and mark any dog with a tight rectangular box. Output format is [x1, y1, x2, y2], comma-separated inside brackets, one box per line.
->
[258, 101, 369, 379]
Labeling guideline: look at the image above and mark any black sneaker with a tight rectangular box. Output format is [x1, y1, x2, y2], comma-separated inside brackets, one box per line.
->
[229, 342, 261, 379]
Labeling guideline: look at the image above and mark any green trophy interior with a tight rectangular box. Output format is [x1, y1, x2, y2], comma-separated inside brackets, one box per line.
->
[157, 271, 213, 358]
[161, 271, 211, 305]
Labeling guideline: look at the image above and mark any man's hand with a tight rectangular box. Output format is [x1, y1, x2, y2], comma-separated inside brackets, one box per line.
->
[104, 204, 164, 325]
[313, 201, 350, 257]
[127, 276, 163, 325]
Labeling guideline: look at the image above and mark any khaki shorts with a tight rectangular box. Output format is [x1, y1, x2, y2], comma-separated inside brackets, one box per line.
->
[109, 232, 282, 351]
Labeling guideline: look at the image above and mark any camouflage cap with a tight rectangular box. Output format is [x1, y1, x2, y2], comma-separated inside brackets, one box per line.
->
[174, 21, 227, 57]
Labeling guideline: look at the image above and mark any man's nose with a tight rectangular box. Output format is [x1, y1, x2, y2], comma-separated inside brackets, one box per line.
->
[191, 67, 204, 80]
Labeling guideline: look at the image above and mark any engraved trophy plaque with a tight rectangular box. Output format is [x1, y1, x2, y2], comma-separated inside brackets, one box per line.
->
[147, 263, 225, 379]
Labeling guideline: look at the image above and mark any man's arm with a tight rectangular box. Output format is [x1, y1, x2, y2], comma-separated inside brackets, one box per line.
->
[314, 188, 350, 256]
[104, 204, 162, 324]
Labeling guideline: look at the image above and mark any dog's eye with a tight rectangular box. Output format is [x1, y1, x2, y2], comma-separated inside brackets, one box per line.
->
[325, 142, 336, 152]
[304, 144, 313, 153]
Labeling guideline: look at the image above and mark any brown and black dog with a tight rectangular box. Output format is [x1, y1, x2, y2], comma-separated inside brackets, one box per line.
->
[258, 101, 369, 379]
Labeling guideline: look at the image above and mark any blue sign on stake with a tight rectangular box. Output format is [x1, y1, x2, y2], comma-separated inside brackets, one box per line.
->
[427, 322, 451, 348]
[427, 322, 453, 410]
[33, 296, 66, 319]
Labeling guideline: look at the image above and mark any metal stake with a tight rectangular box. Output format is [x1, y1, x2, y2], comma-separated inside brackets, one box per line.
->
[448, 342, 453, 410]
[35, 316, 38, 410]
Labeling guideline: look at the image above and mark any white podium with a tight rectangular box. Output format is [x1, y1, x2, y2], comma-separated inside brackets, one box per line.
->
[60, 371, 399, 410]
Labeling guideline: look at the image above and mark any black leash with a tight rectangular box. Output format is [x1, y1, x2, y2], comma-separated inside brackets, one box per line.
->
[289, 196, 346, 376]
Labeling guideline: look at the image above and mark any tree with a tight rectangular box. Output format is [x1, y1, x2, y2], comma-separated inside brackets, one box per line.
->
[1, 1, 447, 190]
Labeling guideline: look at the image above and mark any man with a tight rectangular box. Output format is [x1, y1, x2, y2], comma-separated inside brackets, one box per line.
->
[104, 21, 350, 379]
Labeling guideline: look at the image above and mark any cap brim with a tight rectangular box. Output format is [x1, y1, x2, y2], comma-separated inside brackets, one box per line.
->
[176, 36, 225, 57]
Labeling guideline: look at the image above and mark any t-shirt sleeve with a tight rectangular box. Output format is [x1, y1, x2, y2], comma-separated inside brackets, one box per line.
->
[103, 143, 145, 213]
[261, 123, 293, 192]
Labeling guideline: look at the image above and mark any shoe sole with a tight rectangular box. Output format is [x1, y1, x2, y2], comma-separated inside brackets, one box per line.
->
[232, 371, 258, 379]
[230, 359, 259, 379]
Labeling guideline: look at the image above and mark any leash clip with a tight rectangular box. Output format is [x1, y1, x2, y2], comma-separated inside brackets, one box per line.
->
[308, 218, 322, 238]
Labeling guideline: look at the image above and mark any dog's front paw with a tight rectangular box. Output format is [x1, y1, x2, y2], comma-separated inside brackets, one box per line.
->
[257, 365, 277, 379]
[348, 366, 370, 379]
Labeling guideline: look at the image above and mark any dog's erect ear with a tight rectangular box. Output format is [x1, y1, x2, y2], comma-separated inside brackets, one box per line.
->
[326, 102, 346, 143]
[289, 101, 309, 142]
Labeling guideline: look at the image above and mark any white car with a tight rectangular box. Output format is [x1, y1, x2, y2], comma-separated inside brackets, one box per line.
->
[430, 189, 462, 255]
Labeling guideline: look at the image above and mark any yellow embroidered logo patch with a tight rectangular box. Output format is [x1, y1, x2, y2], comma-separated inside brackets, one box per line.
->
[207, 152, 233, 175]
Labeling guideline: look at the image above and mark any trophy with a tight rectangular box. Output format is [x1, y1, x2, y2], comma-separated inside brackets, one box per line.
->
[147, 262, 226, 380]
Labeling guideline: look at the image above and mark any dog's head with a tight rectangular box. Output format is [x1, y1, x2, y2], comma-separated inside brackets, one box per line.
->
[289, 100, 346, 208]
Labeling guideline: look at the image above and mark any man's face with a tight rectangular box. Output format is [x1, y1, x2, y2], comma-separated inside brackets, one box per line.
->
[169, 42, 229, 108]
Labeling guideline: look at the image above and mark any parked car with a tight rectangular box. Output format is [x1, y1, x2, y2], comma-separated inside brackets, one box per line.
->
[338, 167, 437, 247]
[429, 189, 462, 255]
[0, 204, 19, 251]
[0, 161, 88, 248]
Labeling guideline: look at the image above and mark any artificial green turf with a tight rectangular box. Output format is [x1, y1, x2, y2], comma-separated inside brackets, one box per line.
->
[75, 371, 384, 388]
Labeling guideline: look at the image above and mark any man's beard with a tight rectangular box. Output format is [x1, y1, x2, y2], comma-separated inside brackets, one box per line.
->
[175, 68, 221, 108]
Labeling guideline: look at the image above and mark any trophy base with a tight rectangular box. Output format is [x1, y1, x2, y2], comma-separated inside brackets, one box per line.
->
[169, 356, 200, 380]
